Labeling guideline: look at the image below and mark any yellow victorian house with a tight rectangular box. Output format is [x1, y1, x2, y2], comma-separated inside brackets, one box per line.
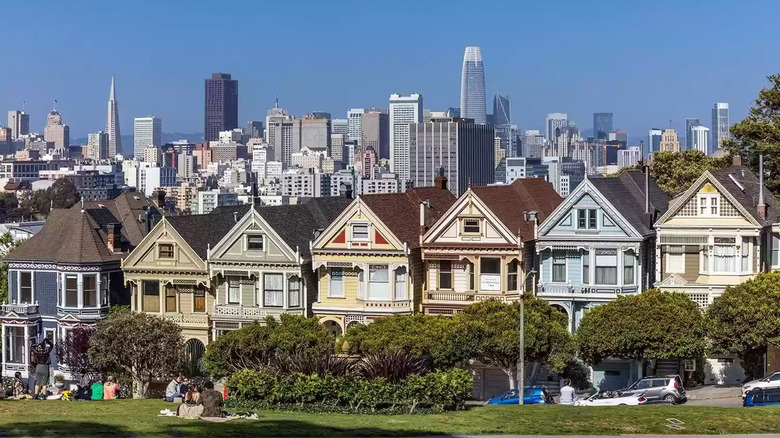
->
[311, 180, 455, 334]
[121, 210, 238, 371]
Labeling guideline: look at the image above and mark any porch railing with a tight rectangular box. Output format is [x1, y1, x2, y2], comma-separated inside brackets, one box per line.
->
[1, 303, 39, 316]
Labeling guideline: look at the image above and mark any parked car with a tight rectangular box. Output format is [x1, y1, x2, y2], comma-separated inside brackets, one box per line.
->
[486, 387, 553, 405]
[575, 391, 647, 406]
[742, 372, 780, 399]
[744, 387, 780, 407]
[621, 375, 686, 404]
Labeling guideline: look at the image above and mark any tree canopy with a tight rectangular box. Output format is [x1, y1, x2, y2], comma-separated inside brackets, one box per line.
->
[706, 272, 780, 380]
[576, 289, 706, 365]
[88, 311, 183, 398]
[650, 150, 731, 196]
[724, 74, 780, 196]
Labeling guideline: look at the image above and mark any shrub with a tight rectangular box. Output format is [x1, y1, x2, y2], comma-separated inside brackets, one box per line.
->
[356, 352, 428, 382]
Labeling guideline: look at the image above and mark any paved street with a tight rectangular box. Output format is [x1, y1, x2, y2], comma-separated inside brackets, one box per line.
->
[686, 396, 743, 407]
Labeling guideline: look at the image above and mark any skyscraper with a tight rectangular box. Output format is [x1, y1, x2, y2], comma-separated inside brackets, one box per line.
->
[690, 125, 710, 154]
[460, 46, 486, 125]
[648, 128, 663, 157]
[684, 118, 700, 150]
[545, 113, 568, 145]
[347, 108, 364, 146]
[44, 109, 69, 152]
[493, 94, 510, 126]
[86, 131, 109, 161]
[389, 93, 422, 182]
[593, 113, 613, 140]
[712, 103, 730, 154]
[8, 110, 30, 140]
[362, 110, 389, 160]
[204, 73, 239, 142]
[134, 116, 163, 159]
[659, 129, 681, 153]
[105, 76, 121, 157]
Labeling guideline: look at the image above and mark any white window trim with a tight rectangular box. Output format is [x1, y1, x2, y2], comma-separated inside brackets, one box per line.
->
[576, 209, 599, 230]
[665, 246, 686, 274]
[245, 234, 266, 252]
[350, 223, 370, 241]
[711, 243, 740, 275]
[157, 242, 175, 260]
[461, 218, 481, 235]
[44, 328, 56, 345]
[623, 250, 636, 286]
[328, 268, 345, 298]
[551, 250, 568, 283]
[17, 270, 34, 304]
[581, 250, 591, 285]
[227, 277, 241, 305]
[698, 194, 719, 217]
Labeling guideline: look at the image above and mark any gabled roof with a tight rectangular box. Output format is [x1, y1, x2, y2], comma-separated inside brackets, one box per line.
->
[469, 178, 562, 241]
[165, 210, 239, 260]
[710, 165, 780, 225]
[587, 170, 670, 236]
[7, 192, 160, 264]
[359, 187, 456, 249]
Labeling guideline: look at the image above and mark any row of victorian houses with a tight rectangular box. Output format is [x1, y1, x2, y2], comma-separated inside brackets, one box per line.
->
[4, 157, 780, 395]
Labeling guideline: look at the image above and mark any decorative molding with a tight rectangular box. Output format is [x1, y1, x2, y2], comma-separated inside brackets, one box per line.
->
[9, 262, 119, 272]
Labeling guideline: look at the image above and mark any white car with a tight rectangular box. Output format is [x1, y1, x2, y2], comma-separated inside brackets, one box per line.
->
[575, 391, 647, 406]
[742, 372, 780, 399]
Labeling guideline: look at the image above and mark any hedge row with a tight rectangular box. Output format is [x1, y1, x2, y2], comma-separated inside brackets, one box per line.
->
[225, 368, 472, 414]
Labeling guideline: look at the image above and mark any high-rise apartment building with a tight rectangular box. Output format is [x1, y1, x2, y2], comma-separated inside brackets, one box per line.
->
[204, 73, 239, 142]
[134, 116, 162, 159]
[593, 113, 613, 140]
[105, 76, 122, 157]
[522, 130, 545, 159]
[293, 116, 330, 157]
[712, 103, 730, 154]
[408, 117, 494, 197]
[331, 119, 348, 136]
[362, 146, 378, 180]
[691, 124, 710, 155]
[617, 146, 642, 168]
[44, 109, 69, 152]
[244, 121, 264, 139]
[648, 128, 663, 157]
[389, 93, 423, 181]
[493, 94, 510, 126]
[7, 110, 30, 140]
[546, 113, 568, 144]
[86, 131, 109, 161]
[361, 110, 389, 159]
[267, 118, 295, 166]
[460, 47, 486, 125]
[347, 108, 364, 146]
[684, 118, 700, 150]
[495, 124, 518, 157]
[659, 129, 681, 153]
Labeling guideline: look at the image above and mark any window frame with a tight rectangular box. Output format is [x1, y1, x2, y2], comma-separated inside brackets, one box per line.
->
[64, 275, 79, 308]
[288, 276, 301, 308]
[367, 265, 390, 300]
[623, 250, 635, 285]
[576, 209, 598, 230]
[18, 271, 33, 304]
[351, 223, 370, 241]
[595, 251, 618, 285]
[698, 194, 719, 217]
[552, 250, 567, 283]
[193, 289, 206, 313]
[328, 268, 345, 298]
[507, 260, 519, 291]
[158, 243, 174, 259]
[142, 280, 160, 313]
[164, 286, 177, 313]
[82, 274, 98, 308]
[582, 250, 590, 285]
[246, 235, 265, 251]
[665, 245, 685, 274]
[438, 260, 453, 290]
[227, 277, 241, 305]
[462, 218, 481, 234]
[263, 273, 284, 308]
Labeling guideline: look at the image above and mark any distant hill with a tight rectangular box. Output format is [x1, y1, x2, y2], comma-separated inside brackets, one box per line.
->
[71, 132, 204, 147]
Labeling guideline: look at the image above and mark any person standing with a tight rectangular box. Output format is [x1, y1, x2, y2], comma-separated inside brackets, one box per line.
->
[559, 379, 578, 405]
[30, 338, 53, 399]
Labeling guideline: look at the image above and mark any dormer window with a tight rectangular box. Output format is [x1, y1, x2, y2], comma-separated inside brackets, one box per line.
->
[699, 195, 719, 216]
[462, 218, 481, 234]
[247, 235, 264, 251]
[158, 243, 174, 259]
[351, 224, 369, 241]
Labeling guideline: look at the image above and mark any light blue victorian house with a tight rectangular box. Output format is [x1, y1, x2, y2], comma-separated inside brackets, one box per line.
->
[535, 170, 669, 390]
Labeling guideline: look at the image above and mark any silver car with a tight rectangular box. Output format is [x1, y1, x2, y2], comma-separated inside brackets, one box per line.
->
[621, 375, 686, 404]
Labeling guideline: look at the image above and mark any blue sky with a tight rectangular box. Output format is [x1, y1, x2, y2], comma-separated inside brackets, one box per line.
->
[1, 0, 779, 141]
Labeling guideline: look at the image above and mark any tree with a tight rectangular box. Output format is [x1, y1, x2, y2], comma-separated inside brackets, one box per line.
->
[455, 299, 575, 390]
[338, 314, 468, 369]
[706, 272, 780, 380]
[48, 177, 80, 210]
[0, 233, 24, 304]
[650, 150, 731, 196]
[577, 289, 706, 366]
[203, 314, 335, 379]
[55, 325, 96, 381]
[724, 74, 780, 196]
[88, 311, 183, 398]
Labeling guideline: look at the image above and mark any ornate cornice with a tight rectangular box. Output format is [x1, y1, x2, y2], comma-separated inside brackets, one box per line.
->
[9, 262, 120, 272]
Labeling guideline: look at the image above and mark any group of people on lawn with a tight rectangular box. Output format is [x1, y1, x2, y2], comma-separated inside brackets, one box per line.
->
[165, 376, 224, 418]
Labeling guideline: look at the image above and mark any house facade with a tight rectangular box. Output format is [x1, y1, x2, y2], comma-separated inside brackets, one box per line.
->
[311, 182, 455, 334]
[535, 170, 669, 390]
[2, 193, 159, 378]
[421, 178, 562, 315]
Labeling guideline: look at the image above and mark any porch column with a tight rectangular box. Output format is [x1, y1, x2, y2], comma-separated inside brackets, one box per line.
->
[283, 273, 289, 309]
[158, 283, 164, 313]
[23, 325, 29, 368]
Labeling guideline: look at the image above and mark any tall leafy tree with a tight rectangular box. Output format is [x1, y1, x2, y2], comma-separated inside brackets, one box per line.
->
[706, 272, 780, 380]
[55, 325, 97, 382]
[724, 74, 780, 196]
[650, 150, 731, 196]
[88, 311, 183, 398]
[577, 289, 706, 365]
[455, 299, 575, 389]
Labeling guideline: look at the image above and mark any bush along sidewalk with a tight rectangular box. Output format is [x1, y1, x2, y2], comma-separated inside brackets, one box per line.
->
[225, 368, 473, 414]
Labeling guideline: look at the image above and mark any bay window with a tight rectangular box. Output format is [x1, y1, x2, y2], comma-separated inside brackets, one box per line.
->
[595, 251, 618, 285]
[507, 260, 519, 291]
[773, 234, 780, 267]
[65, 276, 78, 307]
[394, 267, 407, 300]
[227, 277, 240, 304]
[666, 246, 685, 274]
[4, 326, 25, 364]
[623, 251, 635, 285]
[263, 273, 284, 307]
[288, 277, 301, 307]
[368, 265, 390, 300]
[329, 268, 344, 298]
[83, 275, 97, 308]
[552, 250, 566, 283]
[582, 250, 590, 284]
[713, 240, 737, 273]
[19, 272, 32, 304]
[439, 261, 453, 290]
[467, 261, 475, 290]
[480, 258, 501, 291]
[742, 237, 750, 272]
[142, 280, 160, 312]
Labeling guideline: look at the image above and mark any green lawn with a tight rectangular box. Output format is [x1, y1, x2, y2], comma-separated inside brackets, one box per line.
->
[0, 399, 779, 437]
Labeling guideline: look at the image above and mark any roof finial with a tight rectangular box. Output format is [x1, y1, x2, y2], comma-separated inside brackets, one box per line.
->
[468, 177, 472, 189]
[80, 198, 84, 213]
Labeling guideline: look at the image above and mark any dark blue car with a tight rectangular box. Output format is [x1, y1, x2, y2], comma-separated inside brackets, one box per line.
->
[744, 388, 780, 407]
[486, 388, 551, 405]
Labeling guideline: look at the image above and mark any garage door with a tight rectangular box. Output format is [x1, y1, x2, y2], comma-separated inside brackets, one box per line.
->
[593, 363, 631, 391]
[705, 357, 745, 385]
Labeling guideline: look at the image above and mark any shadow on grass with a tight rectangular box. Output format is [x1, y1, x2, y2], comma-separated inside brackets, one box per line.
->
[0, 419, 449, 438]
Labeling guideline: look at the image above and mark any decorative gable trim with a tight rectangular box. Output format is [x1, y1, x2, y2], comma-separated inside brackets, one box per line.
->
[209, 207, 299, 262]
[121, 218, 206, 271]
[422, 190, 517, 245]
[657, 273, 689, 287]
[311, 198, 406, 252]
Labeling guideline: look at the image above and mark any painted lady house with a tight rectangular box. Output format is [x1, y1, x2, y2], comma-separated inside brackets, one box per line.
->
[311, 179, 455, 334]
[535, 169, 669, 390]
[1, 193, 159, 378]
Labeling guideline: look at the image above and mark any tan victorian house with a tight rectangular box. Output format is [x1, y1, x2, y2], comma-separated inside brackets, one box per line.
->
[311, 181, 455, 334]
[421, 178, 562, 315]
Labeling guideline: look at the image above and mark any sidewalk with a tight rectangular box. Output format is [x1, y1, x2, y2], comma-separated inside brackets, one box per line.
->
[685, 384, 741, 400]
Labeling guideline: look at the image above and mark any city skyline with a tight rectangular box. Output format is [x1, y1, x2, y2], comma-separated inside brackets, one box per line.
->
[1, 1, 778, 140]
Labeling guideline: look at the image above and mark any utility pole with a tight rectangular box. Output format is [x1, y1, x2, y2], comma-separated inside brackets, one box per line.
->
[519, 269, 536, 405]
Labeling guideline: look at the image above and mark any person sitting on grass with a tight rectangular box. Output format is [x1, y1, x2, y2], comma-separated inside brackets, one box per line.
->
[11, 372, 27, 398]
[164, 376, 181, 402]
[179, 378, 190, 398]
[177, 384, 204, 419]
[91, 376, 104, 401]
[103, 376, 118, 400]
[559, 379, 578, 405]
[200, 381, 224, 418]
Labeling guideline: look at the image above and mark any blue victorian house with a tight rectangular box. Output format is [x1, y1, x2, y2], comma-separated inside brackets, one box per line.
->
[1, 193, 159, 379]
[535, 169, 669, 390]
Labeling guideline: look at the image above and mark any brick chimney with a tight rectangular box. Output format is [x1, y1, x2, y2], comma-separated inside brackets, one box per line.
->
[106, 223, 122, 253]
[434, 167, 447, 190]
[732, 155, 742, 166]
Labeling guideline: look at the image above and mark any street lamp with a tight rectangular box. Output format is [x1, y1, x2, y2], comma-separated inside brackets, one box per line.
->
[519, 268, 537, 405]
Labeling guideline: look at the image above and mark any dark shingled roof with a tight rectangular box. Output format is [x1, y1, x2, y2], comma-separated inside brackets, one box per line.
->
[7, 192, 160, 264]
[360, 187, 456, 248]
[709, 165, 780, 225]
[587, 170, 670, 237]
[165, 210, 240, 259]
[470, 178, 563, 241]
